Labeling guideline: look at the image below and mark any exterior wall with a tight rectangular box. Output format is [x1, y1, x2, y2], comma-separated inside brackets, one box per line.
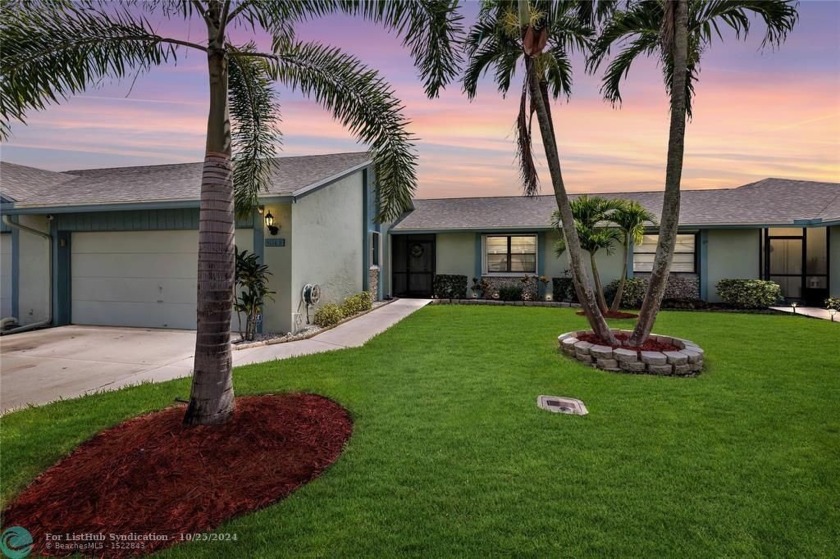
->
[830, 225, 840, 297]
[260, 203, 293, 333]
[18, 215, 50, 325]
[705, 228, 761, 302]
[290, 171, 365, 332]
[0, 232, 12, 318]
[435, 232, 475, 279]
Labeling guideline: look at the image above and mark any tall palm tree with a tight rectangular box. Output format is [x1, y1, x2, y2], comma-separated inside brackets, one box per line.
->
[609, 200, 656, 312]
[464, 0, 618, 344]
[1, 0, 463, 425]
[552, 196, 623, 313]
[588, 0, 798, 345]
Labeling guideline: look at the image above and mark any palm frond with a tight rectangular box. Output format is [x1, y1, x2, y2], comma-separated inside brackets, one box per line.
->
[268, 41, 416, 222]
[228, 45, 282, 218]
[463, 2, 521, 99]
[693, 0, 798, 49]
[515, 72, 539, 196]
[0, 3, 189, 139]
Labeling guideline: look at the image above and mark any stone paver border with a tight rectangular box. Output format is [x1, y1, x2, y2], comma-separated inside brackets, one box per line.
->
[558, 329, 704, 376]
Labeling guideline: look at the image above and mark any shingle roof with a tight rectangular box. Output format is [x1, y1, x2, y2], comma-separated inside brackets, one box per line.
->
[392, 178, 840, 231]
[1, 152, 371, 209]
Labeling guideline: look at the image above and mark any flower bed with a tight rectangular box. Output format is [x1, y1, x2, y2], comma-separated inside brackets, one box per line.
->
[558, 329, 704, 376]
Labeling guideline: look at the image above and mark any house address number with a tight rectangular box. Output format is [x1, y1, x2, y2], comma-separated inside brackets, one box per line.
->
[265, 238, 286, 247]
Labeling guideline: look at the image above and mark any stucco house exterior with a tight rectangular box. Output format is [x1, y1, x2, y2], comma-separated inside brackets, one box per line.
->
[0, 152, 383, 333]
[387, 178, 840, 305]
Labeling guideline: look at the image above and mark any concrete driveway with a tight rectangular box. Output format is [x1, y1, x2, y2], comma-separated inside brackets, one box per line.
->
[0, 326, 197, 413]
[0, 299, 430, 414]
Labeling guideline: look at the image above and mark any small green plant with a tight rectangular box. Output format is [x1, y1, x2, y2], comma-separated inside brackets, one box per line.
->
[604, 278, 646, 309]
[716, 279, 782, 309]
[825, 297, 840, 311]
[433, 275, 468, 299]
[313, 304, 346, 328]
[552, 277, 578, 303]
[497, 284, 524, 301]
[342, 291, 373, 315]
[234, 248, 275, 341]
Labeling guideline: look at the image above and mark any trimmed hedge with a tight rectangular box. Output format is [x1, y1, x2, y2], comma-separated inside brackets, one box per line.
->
[604, 278, 647, 309]
[498, 284, 524, 301]
[433, 274, 468, 299]
[825, 297, 840, 311]
[552, 277, 578, 303]
[716, 279, 782, 309]
[342, 291, 372, 315]
[313, 304, 345, 327]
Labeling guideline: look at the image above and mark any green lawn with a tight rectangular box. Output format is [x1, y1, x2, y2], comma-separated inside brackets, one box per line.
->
[2, 307, 838, 557]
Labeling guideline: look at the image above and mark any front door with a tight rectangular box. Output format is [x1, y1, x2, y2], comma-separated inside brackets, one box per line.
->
[764, 227, 830, 304]
[767, 236, 803, 300]
[392, 234, 435, 297]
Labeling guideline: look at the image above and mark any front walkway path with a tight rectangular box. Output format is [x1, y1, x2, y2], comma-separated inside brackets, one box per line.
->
[0, 299, 430, 413]
[770, 305, 838, 322]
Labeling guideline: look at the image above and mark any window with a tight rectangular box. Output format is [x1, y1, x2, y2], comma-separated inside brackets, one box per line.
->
[485, 235, 537, 273]
[633, 234, 696, 273]
[370, 231, 381, 267]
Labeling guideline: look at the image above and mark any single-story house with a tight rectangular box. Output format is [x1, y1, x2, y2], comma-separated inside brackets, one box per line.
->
[1, 152, 383, 333]
[387, 178, 840, 305]
[2, 153, 838, 333]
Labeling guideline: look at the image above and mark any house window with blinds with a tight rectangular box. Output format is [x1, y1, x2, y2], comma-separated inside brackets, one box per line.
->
[633, 234, 696, 273]
[485, 235, 537, 274]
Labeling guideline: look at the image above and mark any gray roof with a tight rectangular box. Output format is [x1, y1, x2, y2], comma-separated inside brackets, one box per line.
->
[392, 178, 840, 231]
[1, 152, 371, 209]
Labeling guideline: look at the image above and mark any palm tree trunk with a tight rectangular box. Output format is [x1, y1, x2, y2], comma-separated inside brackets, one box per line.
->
[527, 70, 616, 345]
[629, 0, 688, 346]
[183, 32, 236, 425]
[590, 253, 608, 314]
[610, 245, 629, 312]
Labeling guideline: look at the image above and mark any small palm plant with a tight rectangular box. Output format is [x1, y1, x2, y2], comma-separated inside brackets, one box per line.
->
[609, 200, 657, 312]
[234, 249, 274, 342]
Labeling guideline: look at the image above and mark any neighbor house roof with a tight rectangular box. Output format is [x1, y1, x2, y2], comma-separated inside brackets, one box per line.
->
[391, 178, 840, 232]
[0, 152, 371, 211]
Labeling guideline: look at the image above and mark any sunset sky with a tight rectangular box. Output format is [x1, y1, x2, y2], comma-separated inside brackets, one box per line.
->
[2, 1, 838, 199]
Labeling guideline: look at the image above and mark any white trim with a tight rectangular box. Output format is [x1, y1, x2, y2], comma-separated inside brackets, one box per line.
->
[481, 233, 539, 276]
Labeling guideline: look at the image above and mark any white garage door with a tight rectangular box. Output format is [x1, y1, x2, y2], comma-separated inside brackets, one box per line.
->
[1, 233, 12, 318]
[72, 231, 199, 329]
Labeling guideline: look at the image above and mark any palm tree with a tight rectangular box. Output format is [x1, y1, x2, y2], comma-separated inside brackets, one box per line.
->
[1, 0, 463, 425]
[609, 200, 656, 312]
[464, 0, 618, 345]
[588, 0, 798, 345]
[552, 196, 623, 314]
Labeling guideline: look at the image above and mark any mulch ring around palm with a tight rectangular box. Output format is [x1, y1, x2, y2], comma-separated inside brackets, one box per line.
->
[2, 393, 352, 558]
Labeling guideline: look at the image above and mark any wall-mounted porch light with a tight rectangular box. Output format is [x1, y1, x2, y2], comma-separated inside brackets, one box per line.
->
[265, 211, 279, 236]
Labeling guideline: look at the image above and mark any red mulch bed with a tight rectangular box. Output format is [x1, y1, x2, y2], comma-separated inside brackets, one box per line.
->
[577, 332, 679, 352]
[576, 310, 638, 319]
[2, 393, 352, 558]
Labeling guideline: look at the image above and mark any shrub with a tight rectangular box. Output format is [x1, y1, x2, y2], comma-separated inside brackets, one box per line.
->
[661, 298, 708, 310]
[604, 278, 647, 309]
[497, 283, 524, 301]
[313, 304, 346, 327]
[342, 291, 373, 315]
[825, 297, 840, 311]
[552, 277, 578, 303]
[716, 279, 782, 309]
[433, 274, 468, 299]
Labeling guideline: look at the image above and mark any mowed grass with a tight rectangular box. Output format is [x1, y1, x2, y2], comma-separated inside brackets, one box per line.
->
[1, 306, 838, 557]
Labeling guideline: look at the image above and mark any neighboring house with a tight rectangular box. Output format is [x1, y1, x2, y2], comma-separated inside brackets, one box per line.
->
[388, 179, 840, 305]
[0, 152, 384, 333]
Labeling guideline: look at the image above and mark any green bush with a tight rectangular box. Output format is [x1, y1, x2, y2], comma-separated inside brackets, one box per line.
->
[433, 274, 468, 299]
[604, 278, 647, 309]
[498, 284, 524, 301]
[342, 291, 373, 315]
[552, 277, 578, 303]
[825, 297, 840, 311]
[716, 279, 782, 309]
[313, 304, 346, 327]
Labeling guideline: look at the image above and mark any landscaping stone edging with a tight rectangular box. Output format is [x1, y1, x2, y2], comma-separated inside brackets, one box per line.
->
[558, 329, 704, 377]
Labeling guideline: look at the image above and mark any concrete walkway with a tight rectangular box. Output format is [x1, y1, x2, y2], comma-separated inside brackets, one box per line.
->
[0, 299, 430, 413]
[770, 305, 838, 322]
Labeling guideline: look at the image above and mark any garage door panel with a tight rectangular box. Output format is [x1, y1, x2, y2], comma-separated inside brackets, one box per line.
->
[72, 301, 196, 330]
[73, 253, 197, 280]
[73, 231, 199, 254]
[72, 277, 196, 304]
